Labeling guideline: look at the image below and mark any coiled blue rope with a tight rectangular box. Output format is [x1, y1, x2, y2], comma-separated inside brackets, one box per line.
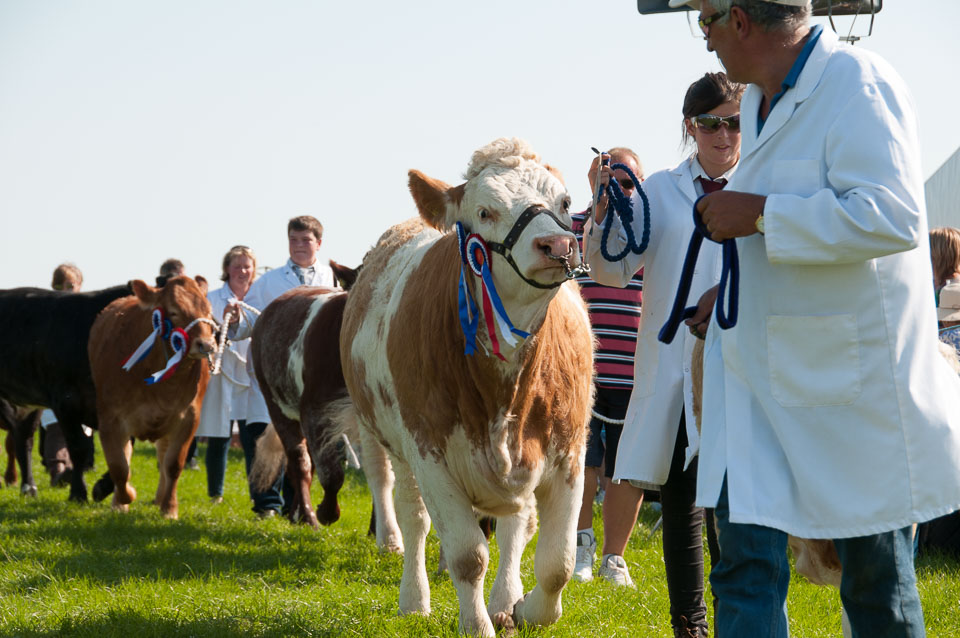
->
[658, 194, 739, 344]
[597, 162, 651, 262]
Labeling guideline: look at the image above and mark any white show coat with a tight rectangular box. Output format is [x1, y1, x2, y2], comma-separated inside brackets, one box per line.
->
[196, 284, 253, 437]
[232, 258, 337, 424]
[698, 28, 960, 539]
[584, 158, 723, 488]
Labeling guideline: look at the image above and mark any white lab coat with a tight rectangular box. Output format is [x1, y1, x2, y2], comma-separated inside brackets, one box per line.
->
[584, 157, 723, 488]
[196, 284, 253, 437]
[232, 258, 337, 424]
[698, 28, 960, 538]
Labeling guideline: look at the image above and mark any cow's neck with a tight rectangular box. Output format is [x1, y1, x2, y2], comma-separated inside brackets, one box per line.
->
[458, 252, 557, 366]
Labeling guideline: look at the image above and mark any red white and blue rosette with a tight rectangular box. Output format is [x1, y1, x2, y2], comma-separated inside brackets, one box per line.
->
[145, 327, 190, 385]
[121, 307, 170, 371]
[455, 222, 530, 361]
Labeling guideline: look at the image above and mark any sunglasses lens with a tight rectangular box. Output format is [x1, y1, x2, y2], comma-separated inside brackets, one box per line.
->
[727, 115, 740, 131]
[696, 115, 721, 132]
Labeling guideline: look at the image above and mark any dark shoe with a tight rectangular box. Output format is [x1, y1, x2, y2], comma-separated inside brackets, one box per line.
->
[675, 616, 708, 638]
[256, 508, 277, 519]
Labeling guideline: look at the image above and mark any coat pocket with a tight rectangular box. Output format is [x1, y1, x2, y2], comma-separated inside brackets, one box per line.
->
[767, 314, 861, 407]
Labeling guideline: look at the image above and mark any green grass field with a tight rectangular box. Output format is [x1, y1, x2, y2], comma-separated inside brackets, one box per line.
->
[1, 439, 958, 637]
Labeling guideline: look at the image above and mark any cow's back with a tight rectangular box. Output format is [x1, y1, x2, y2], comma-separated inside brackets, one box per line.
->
[251, 286, 347, 419]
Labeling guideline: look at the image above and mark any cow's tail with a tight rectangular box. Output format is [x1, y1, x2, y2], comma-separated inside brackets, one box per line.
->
[310, 396, 361, 470]
[250, 423, 285, 491]
[691, 336, 705, 435]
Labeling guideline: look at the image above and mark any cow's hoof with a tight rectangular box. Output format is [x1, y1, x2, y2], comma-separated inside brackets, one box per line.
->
[91, 478, 113, 502]
[379, 540, 404, 555]
[20, 484, 38, 498]
[111, 501, 129, 513]
[316, 499, 340, 526]
[491, 611, 516, 634]
[161, 510, 179, 520]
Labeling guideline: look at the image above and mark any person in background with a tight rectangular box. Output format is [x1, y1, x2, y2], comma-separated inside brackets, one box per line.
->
[228, 216, 336, 518]
[929, 227, 960, 301]
[195, 246, 257, 504]
[43, 263, 93, 485]
[570, 147, 646, 588]
[676, 1, 960, 635]
[585, 72, 740, 637]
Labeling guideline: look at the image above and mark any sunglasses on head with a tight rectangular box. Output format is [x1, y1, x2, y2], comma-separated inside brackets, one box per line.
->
[693, 113, 740, 133]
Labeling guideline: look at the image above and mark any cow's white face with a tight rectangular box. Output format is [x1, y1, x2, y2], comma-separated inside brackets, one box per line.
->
[461, 158, 579, 290]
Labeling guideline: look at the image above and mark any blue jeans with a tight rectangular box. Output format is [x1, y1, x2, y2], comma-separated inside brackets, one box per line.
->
[204, 434, 232, 498]
[712, 477, 925, 638]
[238, 421, 284, 514]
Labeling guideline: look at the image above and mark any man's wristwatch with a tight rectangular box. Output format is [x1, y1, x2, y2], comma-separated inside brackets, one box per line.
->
[755, 214, 765, 235]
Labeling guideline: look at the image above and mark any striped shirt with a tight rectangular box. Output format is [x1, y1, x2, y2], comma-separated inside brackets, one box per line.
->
[571, 210, 643, 389]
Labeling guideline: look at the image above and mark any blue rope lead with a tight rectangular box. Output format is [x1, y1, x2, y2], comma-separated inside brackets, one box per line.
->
[658, 195, 739, 344]
[598, 162, 651, 262]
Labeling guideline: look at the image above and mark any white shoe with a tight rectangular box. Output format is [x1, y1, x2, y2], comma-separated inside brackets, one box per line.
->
[598, 553, 635, 588]
[573, 531, 596, 582]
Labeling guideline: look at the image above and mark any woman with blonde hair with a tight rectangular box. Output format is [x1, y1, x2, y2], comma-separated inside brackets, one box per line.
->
[196, 245, 257, 503]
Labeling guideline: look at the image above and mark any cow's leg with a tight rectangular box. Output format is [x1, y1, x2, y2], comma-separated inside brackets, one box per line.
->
[417, 471, 494, 638]
[273, 414, 317, 528]
[488, 498, 537, 626]
[3, 430, 16, 486]
[302, 404, 345, 526]
[512, 466, 582, 628]
[358, 427, 402, 553]
[392, 459, 431, 616]
[13, 412, 39, 497]
[155, 430, 190, 519]
[101, 429, 136, 512]
[59, 417, 91, 503]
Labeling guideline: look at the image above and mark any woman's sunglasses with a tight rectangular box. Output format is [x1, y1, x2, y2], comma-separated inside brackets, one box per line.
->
[692, 113, 740, 133]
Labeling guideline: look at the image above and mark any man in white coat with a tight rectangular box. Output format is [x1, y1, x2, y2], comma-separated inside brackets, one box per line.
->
[229, 215, 336, 518]
[675, 0, 960, 636]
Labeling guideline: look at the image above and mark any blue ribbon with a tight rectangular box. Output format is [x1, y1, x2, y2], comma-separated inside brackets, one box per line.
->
[658, 195, 739, 344]
[479, 261, 531, 343]
[597, 162, 651, 262]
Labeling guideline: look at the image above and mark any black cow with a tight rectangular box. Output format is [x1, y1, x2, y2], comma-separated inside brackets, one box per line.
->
[0, 283, 132, 501]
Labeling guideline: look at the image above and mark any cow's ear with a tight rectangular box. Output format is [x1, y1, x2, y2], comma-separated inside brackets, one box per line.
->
[131, 280, 159, 309]
[194, 275, 208, 295]
[408, 170, 462, 230]
[544, 163, 566, 186]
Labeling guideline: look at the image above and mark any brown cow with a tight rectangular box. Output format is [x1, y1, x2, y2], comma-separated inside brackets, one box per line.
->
[88, 276, 216, 519]
[248, 285, 350, 528]
[339, 138, 594, 636]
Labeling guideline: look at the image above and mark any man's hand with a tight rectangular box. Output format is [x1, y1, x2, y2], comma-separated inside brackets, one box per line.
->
[685, 285, 719, 339]
[588, 153, 611, 223]
[697, 191, 767, 241]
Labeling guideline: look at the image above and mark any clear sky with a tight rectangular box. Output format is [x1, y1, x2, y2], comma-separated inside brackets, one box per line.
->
[1, 1, 957, 291]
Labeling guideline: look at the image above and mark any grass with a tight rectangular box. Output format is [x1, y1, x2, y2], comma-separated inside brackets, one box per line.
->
[1, 440, 958, 637]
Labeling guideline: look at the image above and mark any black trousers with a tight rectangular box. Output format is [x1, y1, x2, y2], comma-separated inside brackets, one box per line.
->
[660, 409, 720, 632]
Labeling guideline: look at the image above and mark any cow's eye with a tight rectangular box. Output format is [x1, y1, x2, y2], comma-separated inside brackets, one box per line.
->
[479, 209, 490, 220]
[562, 199, 571, 212]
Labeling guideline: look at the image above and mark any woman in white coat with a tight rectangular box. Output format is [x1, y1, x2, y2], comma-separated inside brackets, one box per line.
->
[583, 72, 743, 638]
[196, 245, 257, 503]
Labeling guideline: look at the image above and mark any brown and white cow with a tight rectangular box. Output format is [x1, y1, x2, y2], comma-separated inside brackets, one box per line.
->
[248, 284, 351, 528]
[88, 276, 216, 519]
[338, 138, 594, 636]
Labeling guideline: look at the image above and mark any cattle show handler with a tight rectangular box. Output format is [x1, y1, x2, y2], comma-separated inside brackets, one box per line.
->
[672, 1, 960, 636]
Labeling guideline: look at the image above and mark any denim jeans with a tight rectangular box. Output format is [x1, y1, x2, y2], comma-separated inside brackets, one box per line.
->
[204, 434, 232, 498]
[712, 477, 926, 638]
[238, 421, 284, 514]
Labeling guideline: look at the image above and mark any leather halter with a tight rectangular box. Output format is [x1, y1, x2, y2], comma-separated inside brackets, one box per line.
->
[485, 205, 574, 290]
